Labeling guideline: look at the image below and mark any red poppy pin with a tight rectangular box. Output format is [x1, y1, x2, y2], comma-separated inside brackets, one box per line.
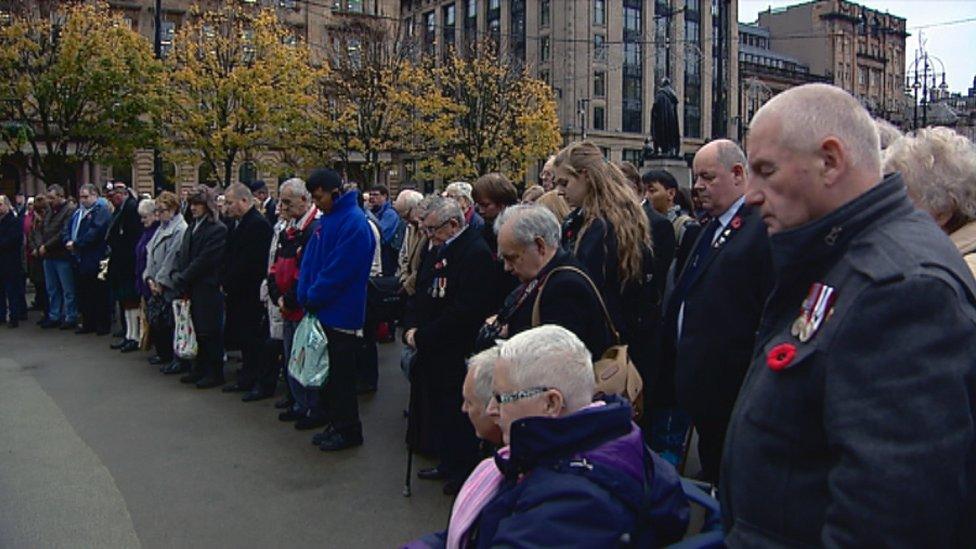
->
[730, 216, 743, 230]
[767, 343, 797, 371]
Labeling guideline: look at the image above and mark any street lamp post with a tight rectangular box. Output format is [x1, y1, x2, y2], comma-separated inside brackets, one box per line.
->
[906, 36, 947, 131]
[152, 0, 163, 194]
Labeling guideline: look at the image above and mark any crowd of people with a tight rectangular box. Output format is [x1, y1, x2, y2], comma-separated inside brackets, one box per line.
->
[1, 83, 975, 546]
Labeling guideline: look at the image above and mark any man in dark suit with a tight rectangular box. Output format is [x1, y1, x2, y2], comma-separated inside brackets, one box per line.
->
[65, 184, 111, 335]
[722, 84, 976, 547]
[486, 204, 612, 360]
[250, 180, 277, 227]
[171, 185, 228, 389]
[403, 197, 498, 494]
[220, 183, 273, 394]
[662, 139, 773, 484]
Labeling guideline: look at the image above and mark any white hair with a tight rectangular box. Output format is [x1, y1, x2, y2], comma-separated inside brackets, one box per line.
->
[750, 83, 881, 175]
[426, 195, 466, 227]
[493, 204, 561, 247]
[395, 189, 424, 213]
[875, 118, 903, 151]
[884, 126, 976, 222]
[467, 346, 500, 405]
[444, 181, 473, 205]
[137, 198, 155, 217]
[499, 324, 595, 412]
[279, 177, 309, 199]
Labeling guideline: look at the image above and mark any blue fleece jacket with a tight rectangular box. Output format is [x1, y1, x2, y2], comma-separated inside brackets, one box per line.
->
[297, 190, 375, 330]
[372, 201, 400, 244]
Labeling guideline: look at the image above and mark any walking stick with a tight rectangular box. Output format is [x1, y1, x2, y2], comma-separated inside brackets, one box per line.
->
[403, 409, 412, 497]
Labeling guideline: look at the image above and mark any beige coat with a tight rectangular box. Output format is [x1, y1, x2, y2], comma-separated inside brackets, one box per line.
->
[950, 220, 976, 279]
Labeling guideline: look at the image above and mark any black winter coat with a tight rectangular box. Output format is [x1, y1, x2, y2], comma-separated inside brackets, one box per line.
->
[644, 201, 676, 303]
[498, 249, 613, 359]
[661, 204, 773, 422]
[171, 218, 227, 337]
[222, 207, 272, 346]
[722, 175, 976, 547]
[107, 196, 142, 301]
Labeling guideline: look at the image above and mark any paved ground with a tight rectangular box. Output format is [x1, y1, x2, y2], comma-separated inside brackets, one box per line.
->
[0, 313, 452, 548]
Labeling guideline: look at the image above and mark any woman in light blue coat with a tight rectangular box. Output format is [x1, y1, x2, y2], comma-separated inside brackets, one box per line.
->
[143, 191, 188, 373]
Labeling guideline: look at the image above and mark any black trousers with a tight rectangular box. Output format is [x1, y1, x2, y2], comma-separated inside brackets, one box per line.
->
[252, 337, 284, 394]
[321, 329, 363, 435]
[355, 310, 379, 390]
[193, 335, 224, 381]
[227, 300, 265, 390]
[150, 318, 174, 362]
[695, 416, 729, 485]
[76, 272, 110, 332]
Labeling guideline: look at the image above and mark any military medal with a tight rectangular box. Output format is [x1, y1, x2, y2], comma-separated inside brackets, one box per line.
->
[791, 282, 838, 343]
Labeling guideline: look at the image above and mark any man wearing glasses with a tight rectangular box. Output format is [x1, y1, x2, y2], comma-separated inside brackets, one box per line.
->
[403, 196, 498, 495]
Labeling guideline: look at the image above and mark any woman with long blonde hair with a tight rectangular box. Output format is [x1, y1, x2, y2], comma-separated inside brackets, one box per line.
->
[551, 141, 656, 364]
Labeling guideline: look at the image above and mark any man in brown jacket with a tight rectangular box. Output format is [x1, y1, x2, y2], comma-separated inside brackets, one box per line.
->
[38, 184, 77, 329]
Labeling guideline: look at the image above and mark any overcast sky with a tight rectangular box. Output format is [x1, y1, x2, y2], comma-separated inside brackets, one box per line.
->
[738, 0, 976, 93]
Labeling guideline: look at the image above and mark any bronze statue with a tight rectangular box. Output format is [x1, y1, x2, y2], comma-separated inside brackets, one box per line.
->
[651, 79, 681, 158]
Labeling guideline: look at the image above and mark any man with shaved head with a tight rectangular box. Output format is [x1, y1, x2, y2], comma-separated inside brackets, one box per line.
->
[721, 83, 976, 546]
[658, 138, 773, 484]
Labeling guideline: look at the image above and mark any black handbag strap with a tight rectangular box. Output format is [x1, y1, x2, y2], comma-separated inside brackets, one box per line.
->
[530, 266, 620, 345]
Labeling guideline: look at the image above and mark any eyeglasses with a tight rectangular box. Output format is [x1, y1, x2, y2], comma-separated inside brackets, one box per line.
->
[492, 386, 552, 405]
[422, 218, 452, 234]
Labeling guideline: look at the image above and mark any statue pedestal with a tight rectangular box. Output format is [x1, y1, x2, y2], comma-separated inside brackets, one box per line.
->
[644, 157, 692, 192]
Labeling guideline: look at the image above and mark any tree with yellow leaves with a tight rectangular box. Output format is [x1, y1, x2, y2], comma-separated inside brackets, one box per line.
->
[162, 4, 317, 187]
[0, 2, 164, 191]
[432, 44, 561, 182]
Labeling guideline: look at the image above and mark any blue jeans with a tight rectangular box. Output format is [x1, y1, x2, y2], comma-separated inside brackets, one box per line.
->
[43, 258, 76, 323]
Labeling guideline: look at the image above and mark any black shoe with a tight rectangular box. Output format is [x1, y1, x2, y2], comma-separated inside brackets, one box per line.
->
[318, 430, 363, 452]
[75, 327, 94, 334]
[148, 355, 165, 365]
[278, 410, 304, 422]
[110, 339, 127, 350]
[180, 372, 204, 384]
[274, 397, 294, 410]
[195, 376, 224, 389]
[311, 424, 337, 445]
[40, 319, 60, 329]
[442, 478, 463, 496]
[8, 320, 18, 328]
[294, 416, 329, 431]
[163, 361, 190, 375]
[120, 340, 139, 353]
[59, 322, 75, 330]
[221, 382, 249, 393]
[242, 389, 273, 402]
[417, 466, 447, 481]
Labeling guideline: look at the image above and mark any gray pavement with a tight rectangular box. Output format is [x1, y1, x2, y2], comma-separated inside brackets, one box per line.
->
[0, 316, 452, 548]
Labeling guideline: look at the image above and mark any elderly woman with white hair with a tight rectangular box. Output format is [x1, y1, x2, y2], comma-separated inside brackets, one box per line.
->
[443, 181, 484, 233]
[884, 126, 976, 277]
[407, 325, 688, 549]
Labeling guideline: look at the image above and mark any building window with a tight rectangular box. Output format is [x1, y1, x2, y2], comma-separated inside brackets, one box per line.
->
[487, 0, 501, 52]
[594, 71, 606, 97]
[423, 11, 435, 57]
[593, 106, 605, 131]
[540, 0, 550, 28]
[464, 0, 477, 55]
[623, 149, 643, 166]
[622, 0, 642, 133]
[443, 4, 456, 61]
[540, 36, 551, 63]
[600, 147, 611, 159]
[539, 69, 550, 85]
[684, 0, 701, 139]
[655, 0, 671, 86]
[593, 34, 606, 63]
[511, 0, 526, 64]
[160, 21, 175, 57]
[594, 0, 606, 25]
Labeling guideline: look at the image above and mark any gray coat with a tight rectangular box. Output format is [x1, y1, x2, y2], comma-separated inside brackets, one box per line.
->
[721, 175, 976, 547]
[143, 215, 187, 299]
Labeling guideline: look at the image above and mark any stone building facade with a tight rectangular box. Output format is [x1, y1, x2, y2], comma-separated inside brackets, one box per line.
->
[400, 0, 740, 172]
[755, 0, 908, 125]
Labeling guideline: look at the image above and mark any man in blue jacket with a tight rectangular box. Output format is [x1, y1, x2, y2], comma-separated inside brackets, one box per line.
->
[297, 169, 375, 451]
[65, 184, 112, 335]
[368, 184, 402, 276]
